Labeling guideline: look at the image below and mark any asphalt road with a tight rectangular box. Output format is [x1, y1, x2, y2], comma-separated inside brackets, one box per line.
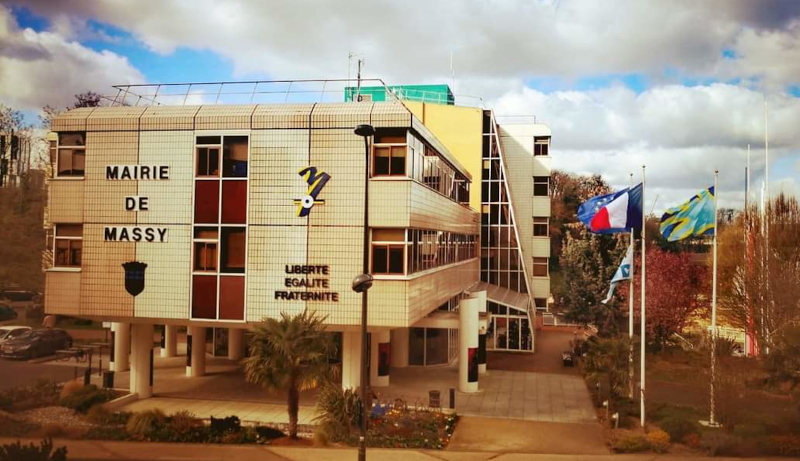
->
[0, 357, 81, 391]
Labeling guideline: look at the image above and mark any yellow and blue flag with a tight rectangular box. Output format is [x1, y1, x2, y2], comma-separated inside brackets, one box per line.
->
[659, 186, 715, 242]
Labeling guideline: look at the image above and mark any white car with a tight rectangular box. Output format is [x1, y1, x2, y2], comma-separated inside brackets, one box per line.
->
[0, 325, 32, 344]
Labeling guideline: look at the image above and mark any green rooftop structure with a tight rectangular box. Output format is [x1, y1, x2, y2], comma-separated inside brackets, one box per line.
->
[345, 84, 454, 105]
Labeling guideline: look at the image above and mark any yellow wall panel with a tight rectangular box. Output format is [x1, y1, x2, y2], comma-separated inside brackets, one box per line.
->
[137, 131, 194, 225]
[134, 225, 191, 319]
[49, 180, 84, 224]
[80, 224, 135, 317]
[84, 132, 138, 225]
[45, 271, 81, 316]
[249, 130, 310, 225]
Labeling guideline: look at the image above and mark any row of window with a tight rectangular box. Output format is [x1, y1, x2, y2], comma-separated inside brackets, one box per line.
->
[192, 135, 248, 322]
[372, 131, 470, 205]
[54, 133, 86, 177]
[371, 228, 478, 276]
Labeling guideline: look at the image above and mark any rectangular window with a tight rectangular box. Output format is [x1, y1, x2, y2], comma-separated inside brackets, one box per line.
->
[193, 228, 218, 272]
[534, 138, 549, 157]
[220, 228, 246, 273]
[532, 257, 549, 277]
[535, 298, 548, 311]
[221, 180, 247, 224]
[371, 245, 405, 275]
[54, 224, 82, 267]
[534, 176, 550, 197]
[191, 275, 217, 319]
[219, 276, 245, 321]
[194, 180, 220, 224]
[372, 145, 406, 176]
[222, 136, 248, 178]
[56, 132, 86, 177]
[533, 217, 549, 236]
[196, 147, 220, 177]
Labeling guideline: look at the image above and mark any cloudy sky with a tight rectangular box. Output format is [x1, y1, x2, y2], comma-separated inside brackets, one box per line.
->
[1, 0, 798, 213]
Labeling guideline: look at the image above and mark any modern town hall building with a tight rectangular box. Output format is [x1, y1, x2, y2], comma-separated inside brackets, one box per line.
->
[44, 81, 551, 399]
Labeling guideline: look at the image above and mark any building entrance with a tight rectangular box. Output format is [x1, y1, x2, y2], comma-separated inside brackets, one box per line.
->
[486, 301, 532, 351]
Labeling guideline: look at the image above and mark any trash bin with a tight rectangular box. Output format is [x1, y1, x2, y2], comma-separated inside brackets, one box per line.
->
[429, 390, 441, 408]
[562, 351, 574, 367]
[102, 371, 114, 389]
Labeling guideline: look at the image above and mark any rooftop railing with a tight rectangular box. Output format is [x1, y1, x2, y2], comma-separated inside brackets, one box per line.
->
[105, 78, 403, 107]
[103, 78, 488, 108]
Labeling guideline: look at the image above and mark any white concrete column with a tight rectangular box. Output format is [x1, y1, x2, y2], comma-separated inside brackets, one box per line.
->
[459, 295, 480, 393]
[390, 328, 409, 368]
[130, 323, 154, 398]
[475, 291, 488, 374]
[228, 328, 244, 361]
[369, 330, 391, 387]
[161, 325, 178, 358]
[186, 326, 206, 377]
[341, 331, 361, 389]
[111, 322, 130, 372]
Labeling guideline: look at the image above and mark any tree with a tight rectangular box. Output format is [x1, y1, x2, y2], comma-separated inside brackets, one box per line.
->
[583, 335, 634, 399]
[243, 309, 337, 439]
[559, 228, 627, 334]
[72, 91, 102, 108]
[718, 194, 800, 362]
[550, 170, 612, 267]
[616, 246, 708, 347]
[0, 175, 47, 291]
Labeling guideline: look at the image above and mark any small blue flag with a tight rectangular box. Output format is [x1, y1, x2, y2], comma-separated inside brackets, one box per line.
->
[659, 186, 715, 242]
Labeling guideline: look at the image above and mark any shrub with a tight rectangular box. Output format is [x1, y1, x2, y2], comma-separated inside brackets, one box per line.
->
[59, 385, 115, 414]
[209, 415, 241, 435]
[125, 409, 167, 438]
[59, 381, 83, 399]
[0, 379, 61, 412]
[83, 426, 130, 441]
[762, 435, 800, 457]
[41, 424, 65, 438]
[732, 422, 767, 439]
[313, 384, 361, 440]
[658, 416, 698, 443]
[86, 405, 130, 426]
[612, 434, 651, 453]
[254, 426, 284, 441]
[0, 411, 39, 437]
[683, 432, 701, 449]
[168, 411, 202, 434]
[700, 431, 739, 456]
[646, 429, 670, 453]
[0, 439, 67, 461]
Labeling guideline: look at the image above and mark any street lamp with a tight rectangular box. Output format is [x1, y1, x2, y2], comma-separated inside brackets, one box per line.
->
[352, 123, 375, 461]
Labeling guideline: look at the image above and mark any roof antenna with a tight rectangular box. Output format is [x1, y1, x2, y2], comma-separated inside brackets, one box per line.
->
[356, 57, 365, 102]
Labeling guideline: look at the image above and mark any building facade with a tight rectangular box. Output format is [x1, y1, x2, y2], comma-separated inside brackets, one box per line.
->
[44, 84, 550, 399]
[0, 132, 32, 187]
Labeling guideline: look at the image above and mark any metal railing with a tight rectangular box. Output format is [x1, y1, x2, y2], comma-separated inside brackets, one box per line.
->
[106, 78, 404, 107]
[103, 78, 489, 108]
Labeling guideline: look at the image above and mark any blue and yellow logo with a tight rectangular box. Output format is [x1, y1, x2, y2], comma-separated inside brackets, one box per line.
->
[294, 167, 331, 217]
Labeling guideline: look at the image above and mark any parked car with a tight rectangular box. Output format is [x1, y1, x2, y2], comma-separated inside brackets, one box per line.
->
[0, 305, 17, 322]
[0, 329, 73, 359]
[0, 325, 32, 344]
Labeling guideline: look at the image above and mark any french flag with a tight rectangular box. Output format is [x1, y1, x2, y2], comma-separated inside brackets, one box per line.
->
[577, 183, 644, 234]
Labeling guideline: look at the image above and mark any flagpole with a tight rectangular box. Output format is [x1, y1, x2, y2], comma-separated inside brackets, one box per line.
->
[629, 173, 635, 399]
[708, 170, 720, 427]
[640, 165, 646, 428]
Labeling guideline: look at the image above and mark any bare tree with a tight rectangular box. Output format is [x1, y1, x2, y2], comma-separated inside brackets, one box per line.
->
[719, 194, 800, 361]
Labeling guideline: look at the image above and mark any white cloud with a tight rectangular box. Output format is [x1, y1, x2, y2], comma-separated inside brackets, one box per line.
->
[11, 0, 800, 93]
[0, 5, 143, 113]
[490, 84, 800, 213]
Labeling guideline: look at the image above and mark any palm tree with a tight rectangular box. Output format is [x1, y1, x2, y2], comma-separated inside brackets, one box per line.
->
[243, 309, 336, 439]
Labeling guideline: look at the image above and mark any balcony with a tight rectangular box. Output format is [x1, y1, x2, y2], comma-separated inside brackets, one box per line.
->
[369, 179, 479, 235]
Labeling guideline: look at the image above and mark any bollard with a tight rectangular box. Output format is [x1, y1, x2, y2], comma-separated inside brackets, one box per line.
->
[102, 371, 114, 389]
[449, 388, 456, 409]
[83, 368, 91, 385]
